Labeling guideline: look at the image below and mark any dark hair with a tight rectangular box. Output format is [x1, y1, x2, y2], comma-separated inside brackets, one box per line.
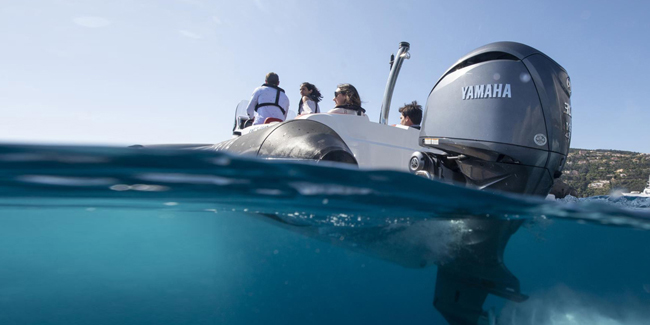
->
[265, 72, 279, 85]
[301, 82, 322, 102]
[398, 100, 423, 125]
[336, 83, 361, 107]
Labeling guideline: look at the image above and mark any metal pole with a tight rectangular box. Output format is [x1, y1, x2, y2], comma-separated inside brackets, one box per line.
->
[379, 42, 410, 125]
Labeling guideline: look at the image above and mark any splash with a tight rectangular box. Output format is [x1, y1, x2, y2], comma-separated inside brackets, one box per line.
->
[498, 285, 650, 325]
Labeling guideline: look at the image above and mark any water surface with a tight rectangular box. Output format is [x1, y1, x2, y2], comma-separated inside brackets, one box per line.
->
[1, 144, 649, 324]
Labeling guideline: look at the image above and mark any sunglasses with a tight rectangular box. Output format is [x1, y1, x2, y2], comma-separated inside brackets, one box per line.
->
[335, 90, 344, 97]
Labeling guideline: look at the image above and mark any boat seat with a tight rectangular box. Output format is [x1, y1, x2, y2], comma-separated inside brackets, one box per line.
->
[264, 117, 283, 124]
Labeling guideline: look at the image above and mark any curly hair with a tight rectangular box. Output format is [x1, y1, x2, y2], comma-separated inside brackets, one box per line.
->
[398, 100, 423, 125]
[301, 82, 322, 102]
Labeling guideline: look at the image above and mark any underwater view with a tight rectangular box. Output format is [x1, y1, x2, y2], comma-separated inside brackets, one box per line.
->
[4, 0, 650, 324]
[1, 144, 649, 325]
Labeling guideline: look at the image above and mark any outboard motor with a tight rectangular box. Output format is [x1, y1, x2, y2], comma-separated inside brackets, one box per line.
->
[411, 42, 571, 197]
[410, 42, 572, 325]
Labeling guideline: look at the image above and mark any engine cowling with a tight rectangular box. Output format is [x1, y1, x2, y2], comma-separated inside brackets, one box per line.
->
[417, 42, 572, 197]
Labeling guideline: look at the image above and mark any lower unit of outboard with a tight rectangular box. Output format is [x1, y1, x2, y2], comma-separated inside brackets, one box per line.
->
[411, 41, 572, 198]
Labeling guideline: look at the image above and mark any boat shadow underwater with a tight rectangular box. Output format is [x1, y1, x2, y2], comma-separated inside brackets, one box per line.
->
[253, 211, 527, 325]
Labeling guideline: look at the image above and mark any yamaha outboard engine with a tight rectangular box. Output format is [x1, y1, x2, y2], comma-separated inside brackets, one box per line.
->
[411, 41, 572, 197]
[410, 42, 572, 325]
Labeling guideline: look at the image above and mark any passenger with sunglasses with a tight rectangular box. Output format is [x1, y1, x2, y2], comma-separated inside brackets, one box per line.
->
[328, 84, 366, 116]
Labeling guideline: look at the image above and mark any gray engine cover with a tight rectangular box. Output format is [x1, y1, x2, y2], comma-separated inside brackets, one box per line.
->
[421, 42, 572, 196]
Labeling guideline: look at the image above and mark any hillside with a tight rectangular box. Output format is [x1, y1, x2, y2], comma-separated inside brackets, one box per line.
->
[559, 149, 650, 197]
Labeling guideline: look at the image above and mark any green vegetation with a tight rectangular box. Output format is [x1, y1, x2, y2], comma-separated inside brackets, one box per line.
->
[560, 149, 650, 197]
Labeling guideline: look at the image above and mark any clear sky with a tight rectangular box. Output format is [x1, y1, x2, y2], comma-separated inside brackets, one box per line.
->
[1, 0, 649, 153]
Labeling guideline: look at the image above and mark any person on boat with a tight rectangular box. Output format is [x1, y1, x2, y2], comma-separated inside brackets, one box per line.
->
[398, 100, 422, 129]
[298, 82, 322, 115]
[246, 72, 290, 125]
[328, 83, 366, 116]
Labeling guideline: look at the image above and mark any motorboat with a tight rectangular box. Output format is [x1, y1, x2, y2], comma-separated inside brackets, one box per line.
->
[216, 41, 571, 325]
[217, 41, 572, 197]
[623, 175, 650, 197]
[137, 41, 572, 325]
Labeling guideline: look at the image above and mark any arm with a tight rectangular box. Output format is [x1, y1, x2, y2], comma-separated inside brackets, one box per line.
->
[305, 99, 317, 114]
[246, 89, 260, 119]
[301, 97, 316, 114]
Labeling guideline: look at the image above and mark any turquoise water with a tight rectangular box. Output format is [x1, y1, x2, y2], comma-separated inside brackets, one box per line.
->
[1, 144, 649, 324]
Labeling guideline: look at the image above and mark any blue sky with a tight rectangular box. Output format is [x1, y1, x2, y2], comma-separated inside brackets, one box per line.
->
[1, 0, 649, 153]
